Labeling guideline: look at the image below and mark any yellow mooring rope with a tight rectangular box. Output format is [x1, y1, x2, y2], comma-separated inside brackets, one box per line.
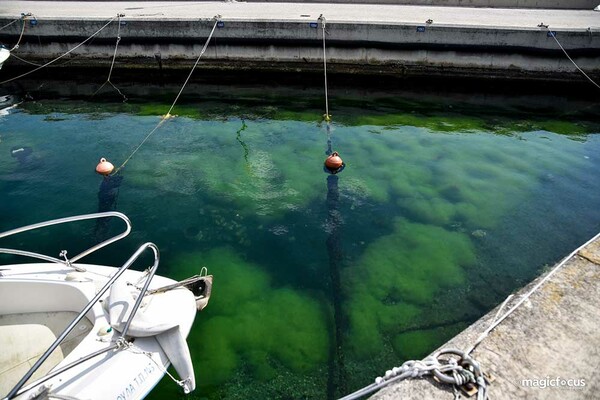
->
[318, 14, 331, 123]
[112, 17, 221, 175]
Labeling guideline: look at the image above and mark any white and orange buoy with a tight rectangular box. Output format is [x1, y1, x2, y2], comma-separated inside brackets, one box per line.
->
[95, 157, 114, 176]
[324, 151, 343, 171]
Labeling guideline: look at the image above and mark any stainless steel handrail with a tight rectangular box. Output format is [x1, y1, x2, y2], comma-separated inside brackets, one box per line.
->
[4, 242, 160, 400]
[0, 212, 132, 268]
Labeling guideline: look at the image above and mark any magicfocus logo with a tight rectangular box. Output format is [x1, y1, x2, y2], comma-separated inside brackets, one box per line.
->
[520, 377, 586, 390]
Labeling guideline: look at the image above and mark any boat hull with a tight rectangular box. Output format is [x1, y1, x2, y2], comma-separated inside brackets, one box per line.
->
[0, 263, 197, 400]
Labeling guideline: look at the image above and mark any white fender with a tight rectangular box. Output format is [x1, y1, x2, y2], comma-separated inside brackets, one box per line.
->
[108, 278, 179, 337]
[156, 326, 196, 394]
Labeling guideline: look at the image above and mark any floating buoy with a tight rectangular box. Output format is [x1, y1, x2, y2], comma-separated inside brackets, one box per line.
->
[325, 151, 344, 172]
[95, 157, 114, 176]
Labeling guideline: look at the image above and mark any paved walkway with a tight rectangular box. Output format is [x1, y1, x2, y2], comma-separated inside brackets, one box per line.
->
[1, 1, 599, 30]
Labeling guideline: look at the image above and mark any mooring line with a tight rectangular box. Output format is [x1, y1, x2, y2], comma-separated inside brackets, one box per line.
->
[547, 26, 600, 90]
[0, 16, 117, 86]
[0, 20, 18, 32]
[318, 14, 331, 122]
[112, 17, 220, 175]
[94, 14, 127, 102]
[9, 16, 27, 52]
[0, 17, 20, 32]
[8, 52, 42, 66]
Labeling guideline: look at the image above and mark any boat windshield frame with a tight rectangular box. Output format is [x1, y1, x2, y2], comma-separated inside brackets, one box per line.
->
[0, 211, 132, 270]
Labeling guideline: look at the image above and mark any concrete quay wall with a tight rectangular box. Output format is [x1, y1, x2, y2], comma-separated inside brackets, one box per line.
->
[48, 0, 600, 10]
[0, 2, 599, 81]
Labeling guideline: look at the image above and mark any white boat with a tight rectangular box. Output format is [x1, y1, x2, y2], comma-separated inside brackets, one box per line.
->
[0, 212, 213, 400]
[0, 48, 10, 70]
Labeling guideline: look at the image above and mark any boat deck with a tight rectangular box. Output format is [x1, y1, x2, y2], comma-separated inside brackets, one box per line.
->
[0, 311, 93, 397]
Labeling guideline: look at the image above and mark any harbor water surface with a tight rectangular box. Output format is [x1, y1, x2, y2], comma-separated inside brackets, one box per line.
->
[1, 81, 599, 399]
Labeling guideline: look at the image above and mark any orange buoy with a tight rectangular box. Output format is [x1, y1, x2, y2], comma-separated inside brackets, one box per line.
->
[95, 157, 114, 176]
[325, 151, 343, 171]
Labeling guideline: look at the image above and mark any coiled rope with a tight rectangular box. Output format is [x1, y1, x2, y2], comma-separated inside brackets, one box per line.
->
[339, 349, 487, 400]
[94, 14, 127, 102]
[112, 16, 220, 175]
[547, 26, 600, 90]
[0, 16, 117, 85]
[8, 52, 42, 66]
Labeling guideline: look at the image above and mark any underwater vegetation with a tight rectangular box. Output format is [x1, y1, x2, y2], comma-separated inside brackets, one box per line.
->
[171, 248, 329, 390]
[2, 86, 600, 399]
[342, 219, 475, 359]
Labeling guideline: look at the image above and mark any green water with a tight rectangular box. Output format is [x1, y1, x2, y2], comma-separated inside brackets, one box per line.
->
[1, 82, 599, 399]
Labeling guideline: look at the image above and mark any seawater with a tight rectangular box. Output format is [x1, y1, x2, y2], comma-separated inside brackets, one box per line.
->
[1, 82, 599, 399]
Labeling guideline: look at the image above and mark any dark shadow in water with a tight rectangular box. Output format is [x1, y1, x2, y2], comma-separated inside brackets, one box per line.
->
[325, 172, 347, 399]
[5, 146, 43, 182]
[10, 146, 33, 165]
[94, 173, 123, 242]
[324, 122, 347, 399]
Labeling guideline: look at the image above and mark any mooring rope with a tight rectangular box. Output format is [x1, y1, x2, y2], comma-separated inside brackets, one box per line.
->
[0, 20, 18, 32]
[465, 230, 600, 356]
[339, 349, 488, 400]
[112, 17, 220, 175]
[8, 52, 42, 66]
[318, 15, 331, 122]
[94, 14, 127, 102]
[0, 16, 117, 86]
[117, 339, 187, 389]
[547, 26, 600, 90]
[9, 16, 28, 52]
[0, 18, 20, 32]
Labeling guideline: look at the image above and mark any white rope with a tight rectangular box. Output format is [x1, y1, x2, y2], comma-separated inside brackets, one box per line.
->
[466, 230, 600, 354]
[464, 294, 514, 355]
[119, 340, 186, 389]
[318, 15, 331, 122]
[0, 18, 20, 32]
[0, 16, 117, 85]
[9, 17, 27, 51]
[8, 52, 42, 66]
[547, 27, 600, 90]
[93, 14, 127, 102]
[113, 17, 220, 174]
[338, 349, 487, 400]
[165, 17, 220, 118]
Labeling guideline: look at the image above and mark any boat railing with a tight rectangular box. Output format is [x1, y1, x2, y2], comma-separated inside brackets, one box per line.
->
[0, 211, 132, 270]
[1, 217, 161, 400]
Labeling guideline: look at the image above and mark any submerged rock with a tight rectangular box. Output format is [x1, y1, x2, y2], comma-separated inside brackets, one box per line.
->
[471, 229, 487, 238]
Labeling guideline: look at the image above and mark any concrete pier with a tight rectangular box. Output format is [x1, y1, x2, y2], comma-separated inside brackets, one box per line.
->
[370, 233, 600, 400]
[0, 1, 599, 81]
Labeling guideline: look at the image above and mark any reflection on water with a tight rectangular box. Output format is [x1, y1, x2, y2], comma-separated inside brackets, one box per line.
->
[1, 82, 599, 399]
